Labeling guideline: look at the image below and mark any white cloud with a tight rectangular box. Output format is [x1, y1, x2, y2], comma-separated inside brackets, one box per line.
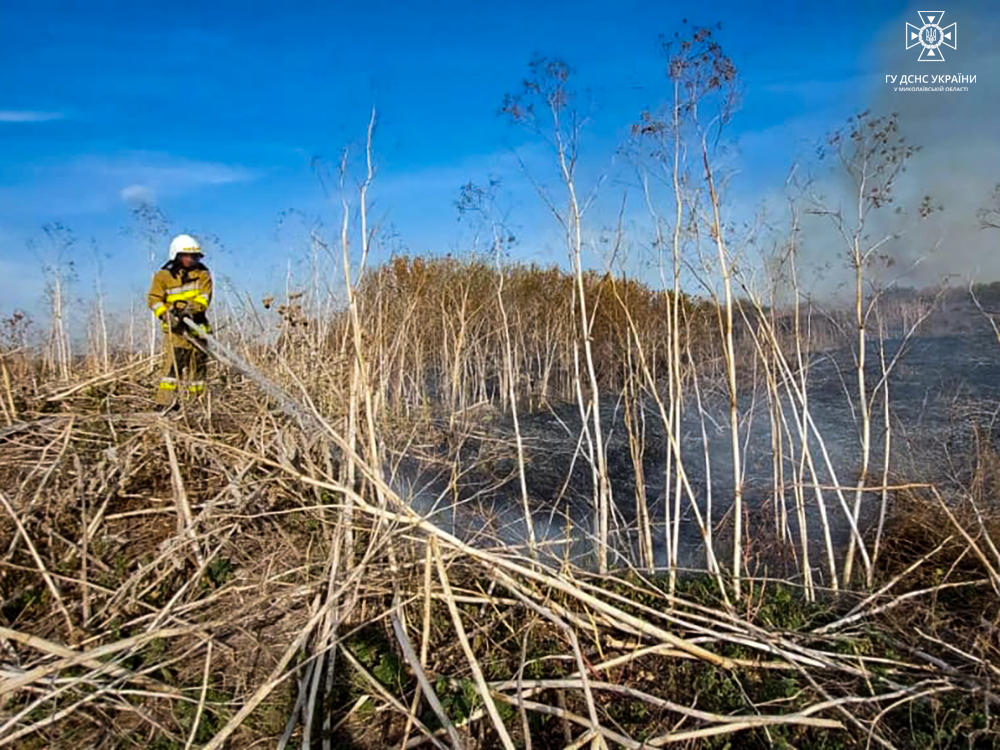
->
[0, 110, 65, 123]
[86, 151, 258, 192]
[120, 184, 158, 205]
[0, 151, 261, 217]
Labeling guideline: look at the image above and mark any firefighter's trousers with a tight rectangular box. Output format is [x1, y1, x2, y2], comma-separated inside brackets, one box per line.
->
[156, 333, 207, 406]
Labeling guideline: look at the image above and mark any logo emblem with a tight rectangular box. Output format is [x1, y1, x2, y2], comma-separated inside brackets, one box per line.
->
[906, 11, 956, 61]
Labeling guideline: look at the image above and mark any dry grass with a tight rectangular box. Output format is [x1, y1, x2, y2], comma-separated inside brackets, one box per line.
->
[0, 340, 998, 750]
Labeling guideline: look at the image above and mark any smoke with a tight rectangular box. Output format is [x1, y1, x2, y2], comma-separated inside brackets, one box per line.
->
[121, 184, 157, 206]
[776, 0, 1000, 302]
[856, 0, 1000, 289]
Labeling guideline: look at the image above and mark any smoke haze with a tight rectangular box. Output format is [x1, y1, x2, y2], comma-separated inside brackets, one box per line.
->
[800, 0, 1000, 294]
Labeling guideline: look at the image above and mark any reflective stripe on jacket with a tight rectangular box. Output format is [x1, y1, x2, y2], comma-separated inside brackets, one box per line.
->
[147, 265, 213, 320]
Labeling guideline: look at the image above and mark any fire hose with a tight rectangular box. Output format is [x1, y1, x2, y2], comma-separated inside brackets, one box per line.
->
[175, 315, 321, 432]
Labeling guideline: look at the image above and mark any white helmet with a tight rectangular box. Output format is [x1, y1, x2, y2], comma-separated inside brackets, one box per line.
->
[168, 234, 203, 261]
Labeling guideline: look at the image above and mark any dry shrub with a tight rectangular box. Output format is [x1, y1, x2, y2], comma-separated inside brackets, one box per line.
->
[879, 429, 1000, 586]
[866, 435, 1000, 717]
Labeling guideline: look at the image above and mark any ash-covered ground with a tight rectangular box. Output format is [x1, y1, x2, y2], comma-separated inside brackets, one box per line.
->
[389, 325, 1000, 578]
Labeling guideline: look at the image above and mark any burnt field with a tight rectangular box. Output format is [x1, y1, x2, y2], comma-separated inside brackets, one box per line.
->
[395, 327, 1000, 579]
[4, 293, 999, 748]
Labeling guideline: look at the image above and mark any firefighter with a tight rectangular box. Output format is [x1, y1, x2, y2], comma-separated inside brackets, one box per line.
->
[147, 234, 213, 408]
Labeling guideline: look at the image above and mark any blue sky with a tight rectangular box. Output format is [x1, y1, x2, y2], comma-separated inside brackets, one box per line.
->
[1, 0, 998, 319]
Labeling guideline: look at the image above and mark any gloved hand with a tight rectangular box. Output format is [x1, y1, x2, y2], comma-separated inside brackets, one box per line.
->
[169, 308, 191, 332]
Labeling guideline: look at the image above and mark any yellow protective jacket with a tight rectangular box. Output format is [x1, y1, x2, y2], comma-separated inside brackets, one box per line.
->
[147, 263, 213, 345]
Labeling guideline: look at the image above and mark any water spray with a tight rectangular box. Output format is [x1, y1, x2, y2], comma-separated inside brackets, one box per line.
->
[180, 318, 321, 433]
